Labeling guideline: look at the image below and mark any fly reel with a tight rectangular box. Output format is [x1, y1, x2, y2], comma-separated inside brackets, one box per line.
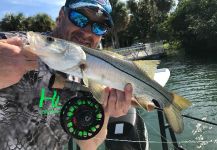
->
[60, 95, 104, 140]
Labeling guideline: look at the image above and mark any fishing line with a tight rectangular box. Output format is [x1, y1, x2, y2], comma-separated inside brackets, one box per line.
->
[102, 138, 216, 144]
[92, 137, 216, 144]
[130, 103, 217, 148]
[154, 107, 217, 126]
[182, 115, 217, 126]
[137, 111, 184, 150]
[103, 138, 215, 144]
[135, 102, 174, 145]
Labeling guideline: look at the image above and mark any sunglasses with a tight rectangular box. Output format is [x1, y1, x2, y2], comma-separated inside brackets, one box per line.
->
[67, 9, 108, 36]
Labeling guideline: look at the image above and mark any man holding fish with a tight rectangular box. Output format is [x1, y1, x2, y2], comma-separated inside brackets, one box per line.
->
[0, 0, 142, 149]
[0, 0, 192, 149]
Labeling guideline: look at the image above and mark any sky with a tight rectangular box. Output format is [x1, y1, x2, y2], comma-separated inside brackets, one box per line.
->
[0, 0, 65, 20]
[0, 0, 178, 21]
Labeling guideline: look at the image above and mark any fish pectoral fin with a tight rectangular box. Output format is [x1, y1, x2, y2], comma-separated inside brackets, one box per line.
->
[164, 105, 184, 134]
[77, 60, 89, 87]
[134, 96, 156, 112]
[133, 60, 160, 79]
[81, 70, 89, 87]
[172, 93, 192, 111]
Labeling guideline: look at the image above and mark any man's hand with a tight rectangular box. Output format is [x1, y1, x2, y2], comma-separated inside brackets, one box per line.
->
[102, 83, 132, 117]
[76, 84, 133, 150]
[0, 37, 38, 89]
[75, 112, 110, 150]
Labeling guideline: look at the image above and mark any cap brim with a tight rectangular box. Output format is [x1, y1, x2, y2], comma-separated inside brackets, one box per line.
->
[68, 2, 113, 28]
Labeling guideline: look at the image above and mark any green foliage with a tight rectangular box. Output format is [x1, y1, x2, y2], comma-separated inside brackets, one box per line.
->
[117, 0, 173, 47]
[154, 0, 174, 12]
[110, 0, 130, 32]
[0, 13, 26, 31]
[106, 0, 130, 48]
[168, 0, 217, 54]
[0, 13, 55, 32]
[126, 0, 152, 43]
[29, 14, 55, 32]
[103, 0, 174, 48]
[163, 40, 184, 55]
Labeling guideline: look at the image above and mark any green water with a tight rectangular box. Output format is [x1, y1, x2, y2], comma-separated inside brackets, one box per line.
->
[143, 56, 217, 150]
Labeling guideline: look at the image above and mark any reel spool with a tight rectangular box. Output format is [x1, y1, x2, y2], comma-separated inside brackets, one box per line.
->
[60, 95, 104, 140]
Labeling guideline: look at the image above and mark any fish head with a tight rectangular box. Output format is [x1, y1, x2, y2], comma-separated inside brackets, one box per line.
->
[26, 31, 86, 73]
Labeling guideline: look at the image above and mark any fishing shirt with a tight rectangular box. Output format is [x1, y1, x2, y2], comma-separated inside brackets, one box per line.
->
[0, 32, 73, 150]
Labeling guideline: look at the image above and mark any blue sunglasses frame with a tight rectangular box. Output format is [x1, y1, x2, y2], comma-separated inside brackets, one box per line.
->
[67, 9, 108, 36]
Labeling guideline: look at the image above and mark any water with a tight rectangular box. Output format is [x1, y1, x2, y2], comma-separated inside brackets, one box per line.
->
[143, 56, 217, 150]
[63, 55, 217, 150]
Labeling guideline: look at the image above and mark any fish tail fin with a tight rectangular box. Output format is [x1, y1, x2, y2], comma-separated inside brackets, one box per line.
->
[172, 93, 192, 111]
[164, 93, 192, 133]
[164, 105, 184, 133]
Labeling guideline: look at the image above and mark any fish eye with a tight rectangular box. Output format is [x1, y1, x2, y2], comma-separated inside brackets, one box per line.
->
[46, 36, 55, 42]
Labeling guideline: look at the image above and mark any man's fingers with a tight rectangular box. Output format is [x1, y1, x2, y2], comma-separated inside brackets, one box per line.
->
[6, 37, 23, 47]
[116, 89, 124, 105]
[22, 46, 39, 71]
[0, 39, 38, 72]
[0, 37, 37, 60]
[0, 41, 22, 55]
[102, 84, 133, 118]
[124, 83, 133, 107]
[24, 60, 38, 71]
[22, 45, 38, 60]
[102, 87, 110, 108]
[108, 89, 117, 109]
[116, 90, 125, 113]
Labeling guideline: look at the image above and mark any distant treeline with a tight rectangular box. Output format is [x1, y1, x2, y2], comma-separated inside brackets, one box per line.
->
[1, 0, 217, 55]
[164, 0, 217, 55]
[0, 13, 55, 32]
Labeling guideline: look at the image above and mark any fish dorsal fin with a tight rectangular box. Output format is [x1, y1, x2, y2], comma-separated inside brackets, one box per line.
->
[133, 60, 160, 79]
[103, 50, 125, 59]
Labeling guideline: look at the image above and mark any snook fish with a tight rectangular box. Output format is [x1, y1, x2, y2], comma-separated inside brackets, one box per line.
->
[25, 31, 192, 134]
